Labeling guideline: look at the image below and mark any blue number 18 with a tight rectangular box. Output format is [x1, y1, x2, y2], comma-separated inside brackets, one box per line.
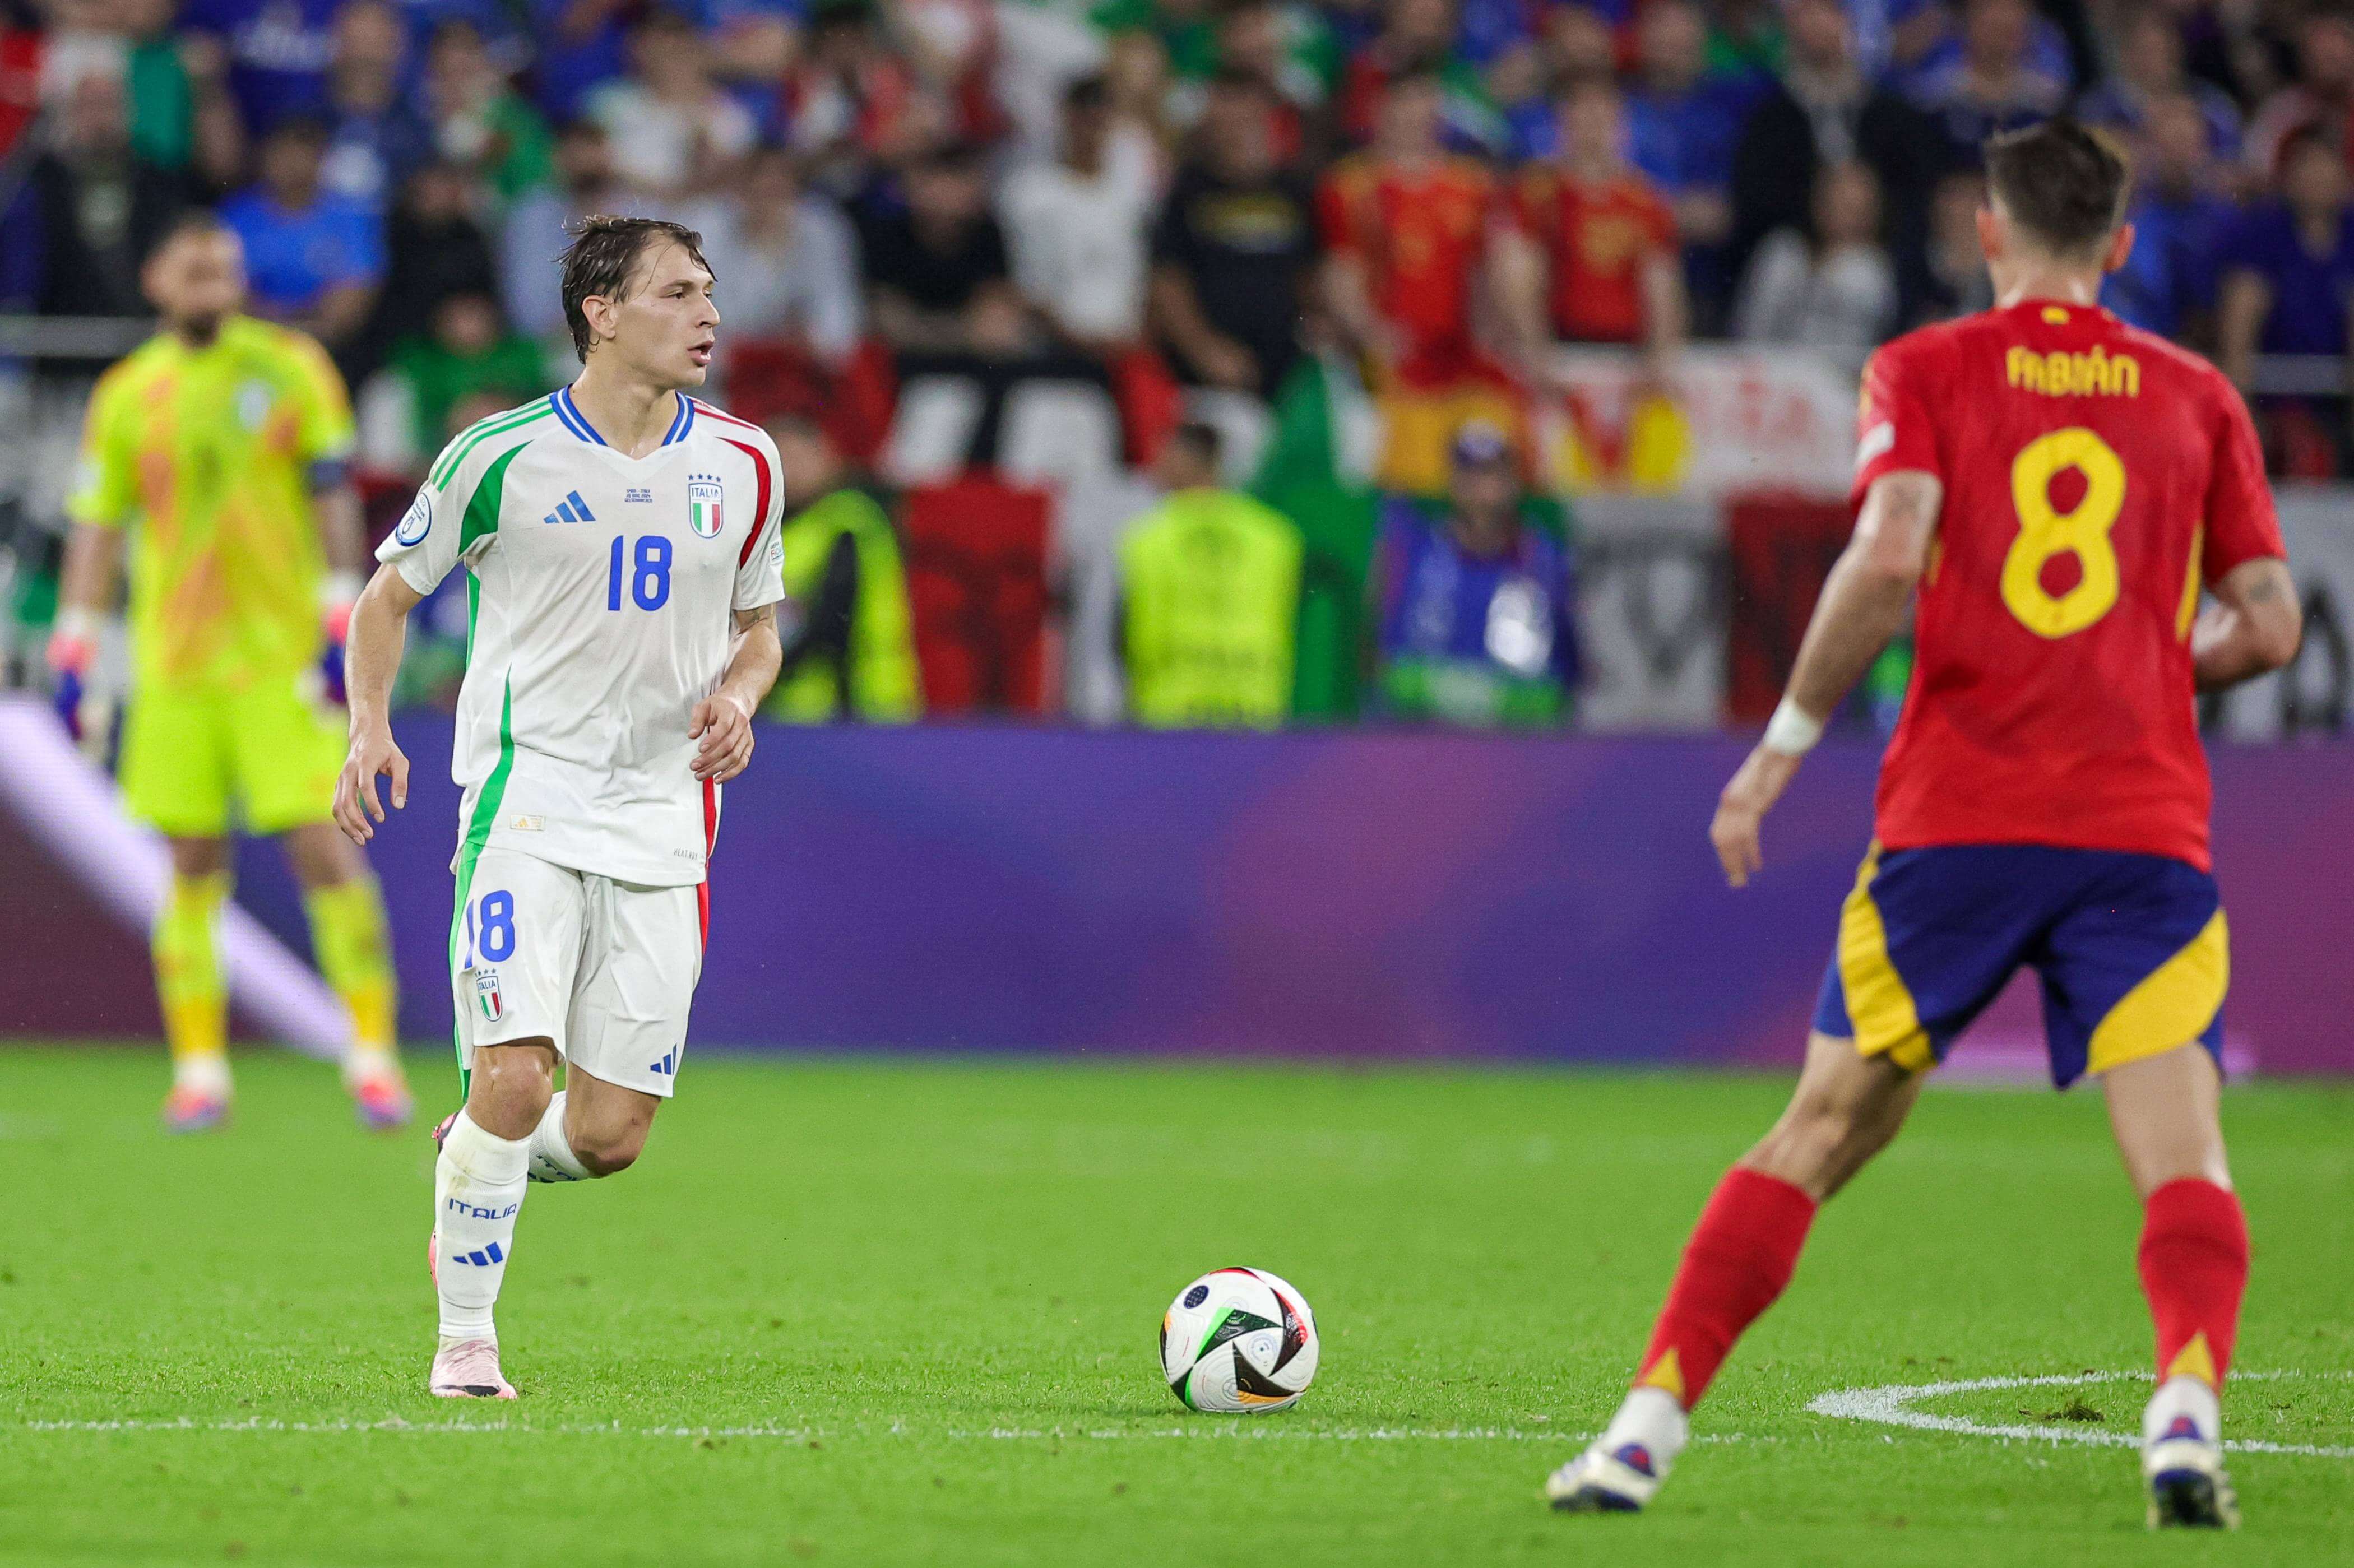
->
[606, 535, 671, 612]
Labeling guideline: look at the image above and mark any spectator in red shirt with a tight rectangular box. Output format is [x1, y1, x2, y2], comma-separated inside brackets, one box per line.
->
[1316, 69, 1499, 387]
[1497, 77, 1686, 380]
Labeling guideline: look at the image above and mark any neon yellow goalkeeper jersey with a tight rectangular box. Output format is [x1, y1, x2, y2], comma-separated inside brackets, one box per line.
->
[67, 315, 355, 693]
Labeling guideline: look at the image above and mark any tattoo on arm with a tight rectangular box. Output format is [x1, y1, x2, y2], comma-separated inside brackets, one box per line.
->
[735, 604, 778, 634]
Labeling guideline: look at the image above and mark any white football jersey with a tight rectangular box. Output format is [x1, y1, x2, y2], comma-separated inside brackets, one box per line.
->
[379, 386, 787, 888]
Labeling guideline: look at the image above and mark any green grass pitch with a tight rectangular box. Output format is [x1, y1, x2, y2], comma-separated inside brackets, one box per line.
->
[2, 1044, 2349, 1567]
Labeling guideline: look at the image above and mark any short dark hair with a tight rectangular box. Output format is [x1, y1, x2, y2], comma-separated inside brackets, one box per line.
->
[2278, 120, 2340, 169]
[264, 113, 332, 147]
[155, 207, 230, 250]
[1170, 419, 1222, 467]
[914, 138, 986, 175]
[1064, 72, 1110, 112]
[558, 215, 713, 363]
[1982, 117, 2130, 257]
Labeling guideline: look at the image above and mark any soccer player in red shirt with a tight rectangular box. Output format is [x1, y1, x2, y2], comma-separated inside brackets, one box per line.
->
[1546, 120, 2302, 1529]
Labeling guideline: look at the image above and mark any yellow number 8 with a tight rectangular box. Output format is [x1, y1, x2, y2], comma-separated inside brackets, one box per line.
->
[2003, 428, 2125, 638]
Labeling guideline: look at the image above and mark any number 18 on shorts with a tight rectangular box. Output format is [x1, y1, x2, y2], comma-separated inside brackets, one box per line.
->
[451, 847, 706, 1097]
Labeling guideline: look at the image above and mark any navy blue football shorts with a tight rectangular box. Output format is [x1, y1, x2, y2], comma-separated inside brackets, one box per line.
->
[1811, 843, 2227, 1088]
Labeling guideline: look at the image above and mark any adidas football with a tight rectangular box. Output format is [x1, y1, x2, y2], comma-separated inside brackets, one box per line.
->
[1160, 1267, 1319, 1413]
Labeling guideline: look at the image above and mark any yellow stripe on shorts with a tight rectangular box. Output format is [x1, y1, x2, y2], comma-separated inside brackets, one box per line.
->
[1837, 846, 1935, 1071]
[2088, 909, 2229, 1075]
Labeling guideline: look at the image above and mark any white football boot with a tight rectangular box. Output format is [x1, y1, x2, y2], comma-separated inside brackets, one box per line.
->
[1546, 1386, 1688, 1513]
[429, 1338, 518, 1400]
[2142, 1376, 2238, 1529]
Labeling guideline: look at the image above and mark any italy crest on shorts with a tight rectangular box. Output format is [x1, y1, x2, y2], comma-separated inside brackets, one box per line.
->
[474, 971, 505, 1024]
[687, 475, 724, 539]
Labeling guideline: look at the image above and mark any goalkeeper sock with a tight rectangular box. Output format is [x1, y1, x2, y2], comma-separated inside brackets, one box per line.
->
[527, 1092, 592, 1183]
[2138, 1178, 2248, 1392]
[303, 874, 398, 1070]
[1631, 1167, 1817, 1410]
[154, 872, 230, 1091]
[434, 1110, 530, 1340]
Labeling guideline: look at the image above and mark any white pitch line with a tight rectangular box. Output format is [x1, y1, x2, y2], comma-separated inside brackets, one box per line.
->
[1806, 1370, 2354, 1459]
[10, 1417, 1757, 1445]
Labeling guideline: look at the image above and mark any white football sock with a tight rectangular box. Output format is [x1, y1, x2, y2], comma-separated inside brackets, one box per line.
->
[527, 1091, 592, 1183]
[1596, 1386, 1690, 1475]
[173, 1052, 232, 1097]
[434, 1110, 530, 1340]
[342, 1045, 401, 1088]
[2144, 1374, 2223, 1450]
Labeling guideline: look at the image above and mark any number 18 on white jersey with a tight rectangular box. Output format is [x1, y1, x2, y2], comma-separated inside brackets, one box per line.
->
[378, 388, 787, 888]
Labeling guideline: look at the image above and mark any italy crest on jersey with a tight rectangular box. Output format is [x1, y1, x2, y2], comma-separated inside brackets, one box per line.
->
[687, 475, 724, 539]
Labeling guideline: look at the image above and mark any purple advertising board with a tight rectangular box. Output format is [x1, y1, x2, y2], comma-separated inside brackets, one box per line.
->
[225, 720, 2352, 1075]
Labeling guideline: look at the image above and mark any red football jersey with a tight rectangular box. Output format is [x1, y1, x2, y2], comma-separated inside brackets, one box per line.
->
[1853, 300, 2286, 871]
[1315, 154, 1496, 380]
[1504, 166, 1678, 345]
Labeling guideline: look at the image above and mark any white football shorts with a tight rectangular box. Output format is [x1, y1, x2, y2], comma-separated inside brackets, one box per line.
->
[450, 846, 704, 1098]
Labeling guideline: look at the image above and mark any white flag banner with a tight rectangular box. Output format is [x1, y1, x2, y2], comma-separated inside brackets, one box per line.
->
[1533, 345, 1861, 500]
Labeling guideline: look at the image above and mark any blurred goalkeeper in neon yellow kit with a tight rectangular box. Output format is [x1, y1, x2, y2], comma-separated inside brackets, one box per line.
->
[47, 213, 413, 1133]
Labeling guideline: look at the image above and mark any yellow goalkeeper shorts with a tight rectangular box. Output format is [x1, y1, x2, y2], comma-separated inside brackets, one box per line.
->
[119, 673, 345, 838]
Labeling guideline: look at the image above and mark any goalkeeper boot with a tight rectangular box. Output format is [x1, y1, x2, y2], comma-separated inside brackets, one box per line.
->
[161, 1084, 230, 1134]
[345, 1051, 413, 1131]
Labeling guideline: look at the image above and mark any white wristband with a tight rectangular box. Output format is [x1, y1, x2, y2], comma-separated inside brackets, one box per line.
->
[1762, 698, 1825, 757]
[55, 606, 103, 643]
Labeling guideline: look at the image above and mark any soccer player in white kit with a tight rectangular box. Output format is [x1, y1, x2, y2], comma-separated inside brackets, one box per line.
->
[332, 217, 786, 1398]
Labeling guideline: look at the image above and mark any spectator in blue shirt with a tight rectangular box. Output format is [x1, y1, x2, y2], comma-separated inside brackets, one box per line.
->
[2217, 124, 2354, 391]
[320, 0, 432, 212]
[2102, 90, 2236, 345]
[2222, 123, 2354, 388]
[181, 0, 343, 132]
[1372, 422, 1579, 730]
[2075, 6, 2241, 165]
[528, 0, 635, 122]
[1624, 0, 1762, 319]
[220, 115, 386, 355]
[1910, 0, 2069, 170]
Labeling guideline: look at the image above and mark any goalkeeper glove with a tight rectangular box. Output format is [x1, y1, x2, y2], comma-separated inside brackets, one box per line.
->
[321, 570, 363, 707]
[45, 608, 99, 741]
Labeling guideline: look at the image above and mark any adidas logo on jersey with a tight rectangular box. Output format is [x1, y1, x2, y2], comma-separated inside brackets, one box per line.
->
[649, 1047, 680, 1077]
[543, 490, 597, 525]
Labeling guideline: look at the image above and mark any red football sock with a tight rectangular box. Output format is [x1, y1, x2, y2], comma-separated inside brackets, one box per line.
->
[2137, 1178, 2249, 1390]
[1632, 1167, 1818, 1409]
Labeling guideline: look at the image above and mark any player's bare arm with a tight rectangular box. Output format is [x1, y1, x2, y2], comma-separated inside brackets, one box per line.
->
[690, 602, 783, 784]
[332, 563, 426, 845]
[2191, 558, 2301, 692]
[1711, 470, 1943, 887]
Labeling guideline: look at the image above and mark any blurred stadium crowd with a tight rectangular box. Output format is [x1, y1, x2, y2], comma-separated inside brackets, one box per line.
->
[1, 0, 2350, 728]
